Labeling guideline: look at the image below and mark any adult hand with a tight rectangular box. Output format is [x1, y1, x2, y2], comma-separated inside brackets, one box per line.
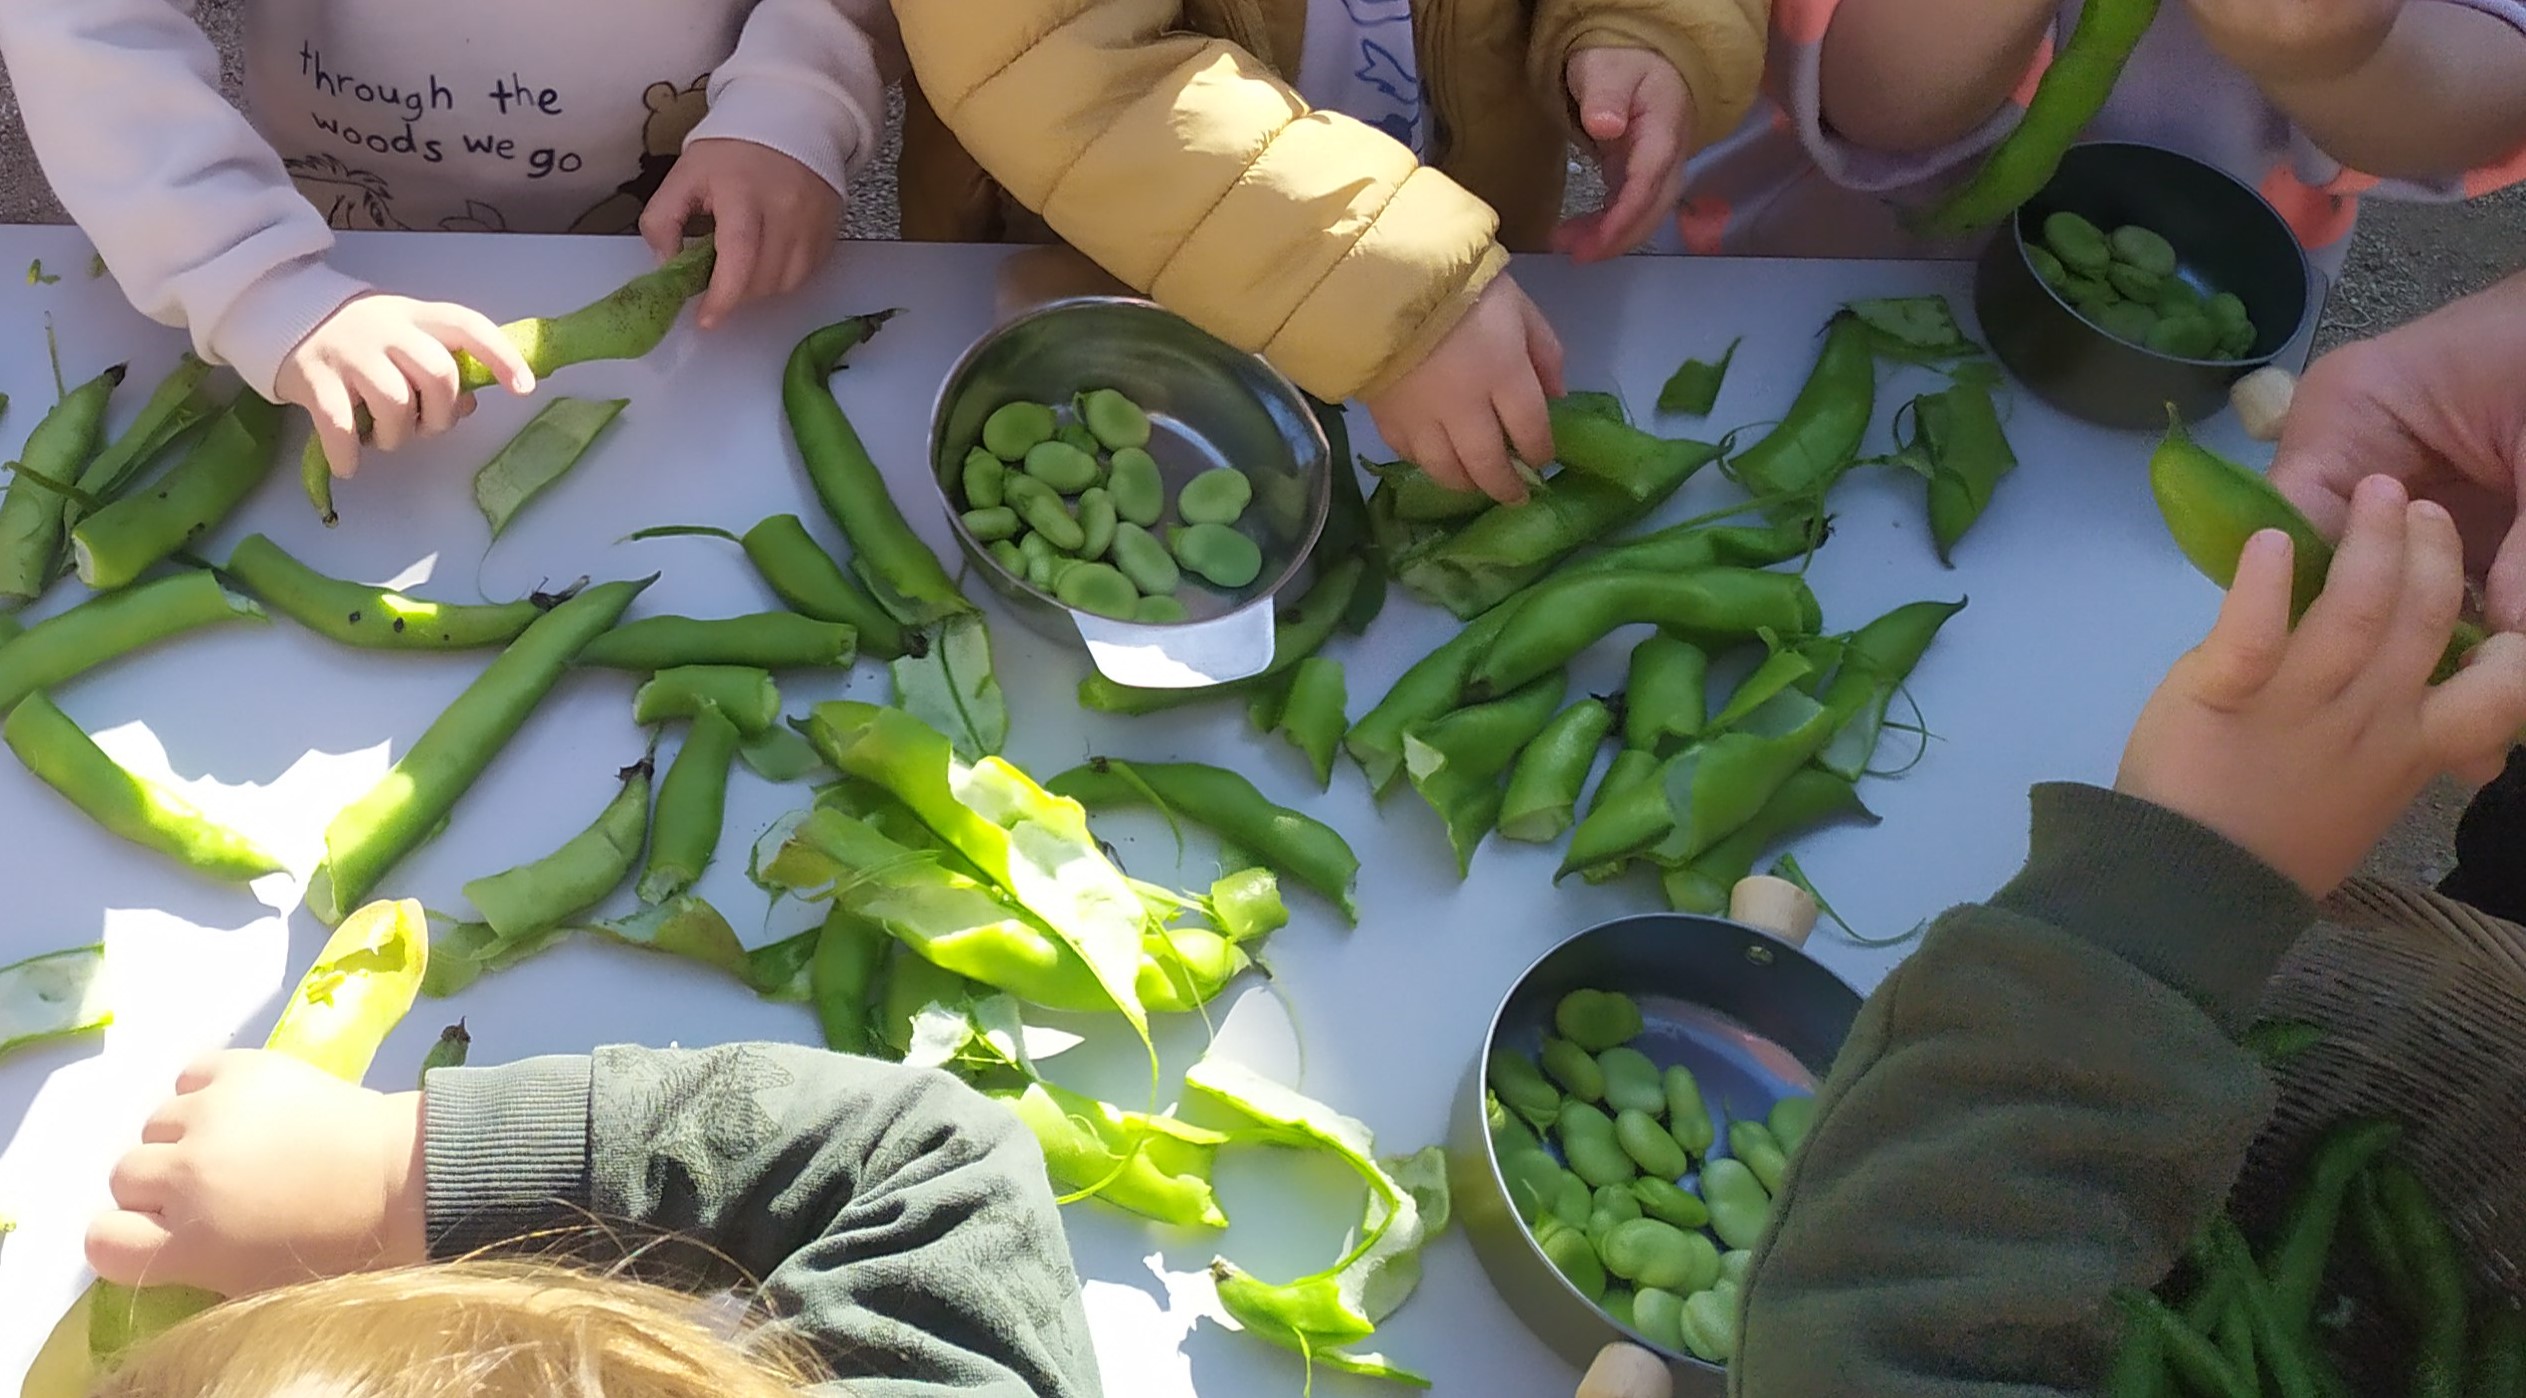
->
[1554, 48, 1694, 264]
[2117, 475, 2526, 897]
[2181, 0, 2399, 81]
[276, 294, 535, 479]
[2268, 272, 2526, 631]
[1363, 275, 1566, 504]
[84, 1051, 428, 1297]
[642, 137, 844, 331]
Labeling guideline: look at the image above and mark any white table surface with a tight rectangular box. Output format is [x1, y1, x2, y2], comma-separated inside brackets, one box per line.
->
[0, 227, 2301, 1395]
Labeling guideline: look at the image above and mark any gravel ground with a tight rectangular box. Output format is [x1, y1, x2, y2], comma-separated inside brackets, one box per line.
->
[2, 23, 2519, 884]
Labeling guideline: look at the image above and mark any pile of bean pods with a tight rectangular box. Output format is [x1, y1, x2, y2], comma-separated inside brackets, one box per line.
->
[2032, 212, 2258, 360]
[2116, 1112, 2524, 1398]
[1488, 988, 1813, 1363]
[956, 389, 1266, 620]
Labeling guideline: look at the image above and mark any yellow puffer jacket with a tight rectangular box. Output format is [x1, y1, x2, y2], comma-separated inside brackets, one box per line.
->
[895, 0, 1765, 402]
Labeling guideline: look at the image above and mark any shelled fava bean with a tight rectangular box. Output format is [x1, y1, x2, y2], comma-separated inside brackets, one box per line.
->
[1485, 987, 1820, 1365]
[955, 390, 1265, 619]
[2031, 212, 2258, 360]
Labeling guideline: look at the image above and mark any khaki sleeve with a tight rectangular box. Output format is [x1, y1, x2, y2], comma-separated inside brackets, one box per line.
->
[896, 0, 1506, 400]
[1531, 0, 1770, 151]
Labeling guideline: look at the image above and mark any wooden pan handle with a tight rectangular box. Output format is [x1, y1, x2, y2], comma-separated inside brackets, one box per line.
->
[1730, 874, 1820, 948]
[2232, 365, 2297, 443]
[1577, 1341, 1674, 1398]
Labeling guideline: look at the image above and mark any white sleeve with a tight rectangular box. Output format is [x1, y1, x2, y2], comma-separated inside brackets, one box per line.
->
[0, 0, 368, 399]
[686, 0, 903, 197]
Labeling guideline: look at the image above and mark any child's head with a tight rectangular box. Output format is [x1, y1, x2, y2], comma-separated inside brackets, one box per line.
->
[94, 1260, 824, 1398]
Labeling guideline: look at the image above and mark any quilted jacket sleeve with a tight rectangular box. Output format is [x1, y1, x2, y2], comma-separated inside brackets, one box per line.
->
[894, 0, 1508, 400]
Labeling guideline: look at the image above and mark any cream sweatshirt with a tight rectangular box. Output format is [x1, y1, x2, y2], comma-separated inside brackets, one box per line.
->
[0, 0, 901, 399]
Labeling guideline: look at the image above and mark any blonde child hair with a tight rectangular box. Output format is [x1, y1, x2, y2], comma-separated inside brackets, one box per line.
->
[96, 1260, 827, 1398]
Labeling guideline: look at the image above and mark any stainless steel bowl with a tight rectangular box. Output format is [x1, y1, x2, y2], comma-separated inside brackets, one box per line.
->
[1975, 141, 2314, 429]
[928, 296, 1331, 687]
[1450, 910, 1862, 1391]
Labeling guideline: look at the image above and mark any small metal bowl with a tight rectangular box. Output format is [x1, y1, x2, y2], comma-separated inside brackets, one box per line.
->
[1975, 141, 2312, 429]
[928, 297, 1331, 688]
[1449, 910, 1862, 1390]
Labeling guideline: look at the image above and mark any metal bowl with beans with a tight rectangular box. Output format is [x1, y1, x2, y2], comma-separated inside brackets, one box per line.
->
[927, 297, 1331, 688]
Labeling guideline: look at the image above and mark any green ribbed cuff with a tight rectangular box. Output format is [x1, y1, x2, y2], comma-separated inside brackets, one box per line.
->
[423, 1054, 594, 1259]
[1993, 783, 2318, 1034]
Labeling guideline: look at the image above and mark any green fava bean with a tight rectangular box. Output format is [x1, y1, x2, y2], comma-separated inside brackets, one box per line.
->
[1489, 1050, 1563, 1131]
[1600, 1288, 1638, 1333]
[1719, 1249, 1753, 1286]
[2095, 300, 2158, 346]
[1598, 1046, 1665, 1117]
[1007, 477, 1086, 551]
[1586, 1206, 1632, 1241]
[1537, 1218, 1607, 1301]
[1500, 1149, 1562, 1222]
[1177, 468, 1254, 527]
[1664, 1065, 1715, 1156]
[1702, 1157, 1771, 1251]
[2042, 211, 2111, 274]
[1106, 447, 1164, 526]
[1679, 1284, 1740, 1363]
[982, 401, 1056, 461]
[1555, 989, 1645, 1053]
[1078, 389, 1151, 450]
[1075, 487, 1117, 559]
[1630, 1287, 1687, 1352]
[1546, 1170, 1592, 1229]
[1630, 1177, 1709, 1230]
[2148, 314, 2218, 360]
[1597, 1217, 1718, 1292]
[1108, 520, 1182, 596]
[962, 448, 1005, 509]
[1024, 440, 1101, 494]
[1768, 1094, 1817, 1155]
[1558, 1102, 1638, 1188]
[2059, 274, 2114, 311]
[962, 506, 1020, 542]
[1054, 562, 1139, 619]
[1541, 1037, 1606, 1102]
[2027, 244, 2068, 289]
[2207, 291, 2251, 334]
[2110, 224, 2178, 277]
[1618, 1108, 1691, 1178]
[2154, 278, 2204, 315]
[1730, 1120, 1789, 1194]
[987, 539, 1025, 574]
[1052, 423, 1098, 463]
[1592, 1184, 1644, 1227]
[1134, 594, 1189, 623]
[1025, 551, 1057, 590]
[2107, 262, 2163, 301]
[1169, 522, 1262, 589]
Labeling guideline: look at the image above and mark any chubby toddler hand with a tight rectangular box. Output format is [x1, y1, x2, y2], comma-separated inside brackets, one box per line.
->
[1364, 275, 1566, 505]
[642, 137, 844, 330]
[2117, 474, 2526, 898]
[1556, 48, 1694, 263]
[278, 294, 536, 479]
[84, 1050, 427, 1297]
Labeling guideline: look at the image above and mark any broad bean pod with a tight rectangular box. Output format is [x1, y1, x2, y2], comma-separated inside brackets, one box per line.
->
[1470, 567, 1822, 699]
[632, 664, 780, 735]
[1725, 313, 1875, 509]
[1045, 757, 1360, 922]
[1403, 672, 1569, 872]
[75, 393, 285, 590]
[64, 356, 221, 539]
[576, 612, 856, 671]
[810, 905, 892, 1055]
[785, 313, 971, 626]
[0, 363, 124, 605]
[462, 753, 652, 939]
[1499, 698, 1615, 844]
[224, 533, 562, 650]
[739, 516, 913, 660]
[1073, 558, 1368, 715]
[1625, 635, 1708, 753]
[456, 238, 716, 390]
[4, 691, 284, 882]
[309, 576, 651, 924]
[1663, 769, 1874, 915]
[472, 396, 626, 540]
[1921, 0, 2163, 234]
[993, 1079, 1229, 1228]
[637, 703, 742, 902]
[1246, 655, 1346, 789]
[0, 570, 264, 713]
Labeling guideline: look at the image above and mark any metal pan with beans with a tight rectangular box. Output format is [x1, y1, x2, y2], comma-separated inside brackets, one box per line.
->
[1450, 877, 1860, 1394]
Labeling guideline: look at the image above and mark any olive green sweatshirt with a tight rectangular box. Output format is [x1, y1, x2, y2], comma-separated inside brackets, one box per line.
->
[421, 1044, 1103, 1398]
[1735, 783, 2319, 1397]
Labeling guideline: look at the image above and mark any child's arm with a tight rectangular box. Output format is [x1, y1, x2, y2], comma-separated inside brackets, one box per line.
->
[2192, 0, 2526, 179]
[638, 0, 904, 327]
[1736, 483, 2526, 1395]
[1813, 0, 2057, 153]
[0, 0, 370, 398]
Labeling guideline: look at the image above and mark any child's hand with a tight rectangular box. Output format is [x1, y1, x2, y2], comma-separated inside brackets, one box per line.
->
[83, 1051, 427, 1297]
[1554, 48, 1694, 264]
[277, 294, 536, 479]
[1364, 275, 1566, 504]
[2182, 0, 2399, 81]
[2116, 475, 2526, 898]
[641, 137, 844, 331]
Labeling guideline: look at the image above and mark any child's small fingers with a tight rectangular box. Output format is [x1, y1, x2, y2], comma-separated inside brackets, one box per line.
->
[2191, 529, 2296, 703]
[637, 181, 701, 260]
[84, 1210, 177, 1288]
[1411, 428, 1471, 494]
[1449, 417, 1526, 505]
[1496, 378, 1555, 484]
[426, 306, 534, 395]
[385, 338, 462, 436]
[1521, 297, 1567, 399]
[105, 1143, 180, 1212]
[701, 204, 764, 329]
[2286, 473, 2410, 696]
[2422, 631, 2526, 777]
[301, 376, 364, 480]
[346, 360, 418, 453]
[2366, 498, 2470, 694]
